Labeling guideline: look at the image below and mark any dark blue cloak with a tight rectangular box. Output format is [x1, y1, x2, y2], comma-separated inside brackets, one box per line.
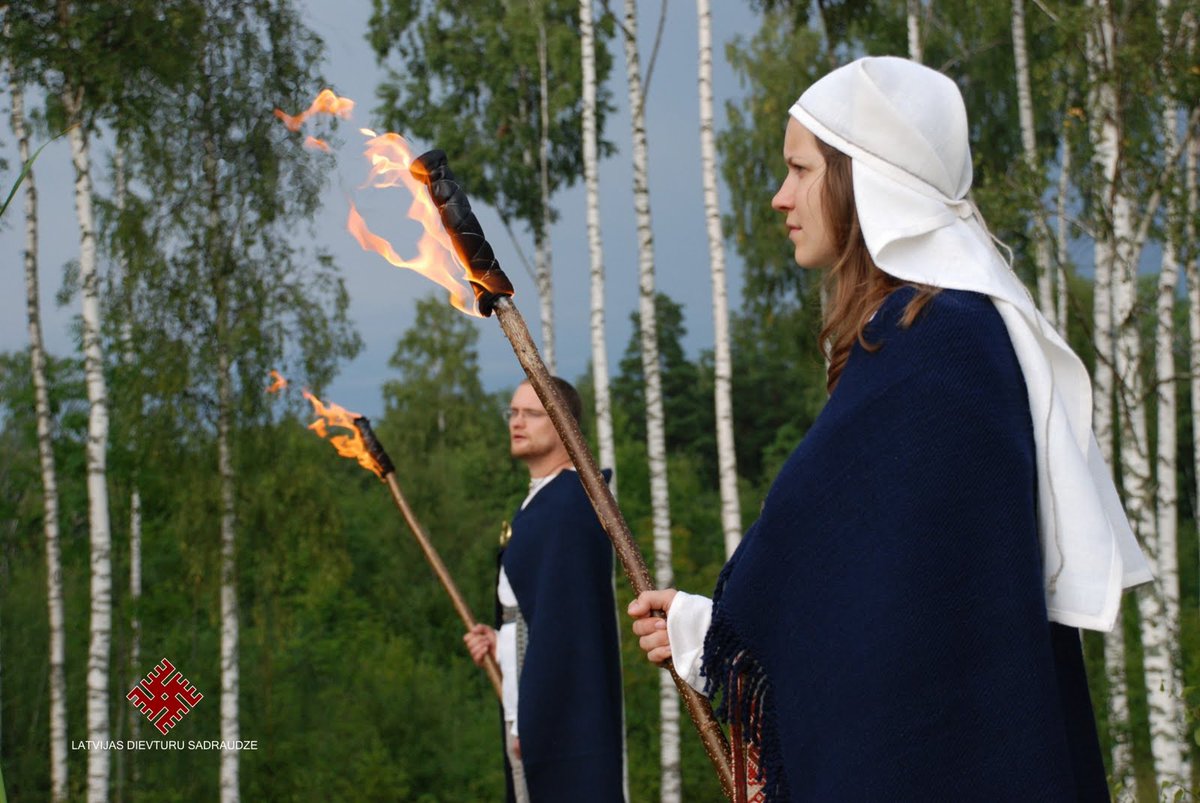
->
[702, 288, 1109, 802]
[500, 470, 625, 801]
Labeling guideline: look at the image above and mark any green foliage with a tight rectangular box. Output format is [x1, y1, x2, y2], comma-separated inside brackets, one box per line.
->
[368, 0, 615, 234]
[382, 296, 497, 454]
[720, 13, 824, 309]
[112, 0, 362, 431]
[718, 11, 831, 503]
[613, 293, 716, 478]
[3, 1, 201, 133]
[3, 3, 1198, 802]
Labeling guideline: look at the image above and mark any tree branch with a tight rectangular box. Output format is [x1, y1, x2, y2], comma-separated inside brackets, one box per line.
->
[500, 217, 538, 284]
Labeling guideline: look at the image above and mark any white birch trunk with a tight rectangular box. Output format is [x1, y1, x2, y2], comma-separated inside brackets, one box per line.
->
[534, 5, 556, 374]
[1105, 622, 1133, 798]
[621, 2, 678, 798]
[1084, 0, 1131, 785]
[61, 86, 114, 803]
[1188, 126, 1200, 624]
[128, 480, 142, 745]
[1055, 129, 1071, 337]
[12, 72, 70, 803]
[1149, 142, 1189, 799]
[1102, 0, 1187, 780]
[114, 141, 144, 779]
[580, 0, 617, 486]
[907, 0, 922, 62]
[1142, 3, 1192, 790]
[217, 340, 239, 803]
[1012, 0, 1056, 327]
[203, 122, 240, 801]
[696, 0, 742, 558]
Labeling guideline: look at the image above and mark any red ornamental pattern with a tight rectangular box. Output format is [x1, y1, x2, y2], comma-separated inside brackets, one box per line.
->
[126, 658, 204, 735]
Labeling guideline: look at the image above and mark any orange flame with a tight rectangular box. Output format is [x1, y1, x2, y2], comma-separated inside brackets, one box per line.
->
[304, 136, 332, 153]
[273, 89, 354, 132]
[348, 129, 480, 316]
[266, 370, 288, 394]
[273, 89, 484, 317]
[302, 390, 385, 478]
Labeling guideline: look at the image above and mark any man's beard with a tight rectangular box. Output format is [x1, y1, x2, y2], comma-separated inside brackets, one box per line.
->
[511, 436, 552, 462]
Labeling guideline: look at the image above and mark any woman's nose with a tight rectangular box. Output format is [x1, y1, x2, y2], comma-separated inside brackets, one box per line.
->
[771, 180, 791, 212]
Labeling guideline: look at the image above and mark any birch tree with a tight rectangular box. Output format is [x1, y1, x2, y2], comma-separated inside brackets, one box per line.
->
[371, 0, 609, 369]
[200, 21, 241, 796]
[1186, 18, 1200, 626]
[533, 0, 557, 372]
[3, 5, 201, 796]
[617, 1, 679, 797]
[111, 139, 145, 782]
[580, 0, 618, 482]
[1011, 0, 1057, 328]
[10, 6, 119, 790]
[907, 0, 922, 61]
[695, 0, 742, 558]
[1142, 0, 1193, 791]
[719, 14, 827, 500]
[1083, 1, 1132, 785]
[1055, 122, 1071, 338]
[1086, 0, 1194, 788]
[60, 46, 115, 803]
[9, 69, 69, 803]
[121, 3, 359, 798]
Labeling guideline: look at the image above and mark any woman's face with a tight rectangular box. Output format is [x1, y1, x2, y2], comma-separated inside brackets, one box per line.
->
[771, 119, 838, 270]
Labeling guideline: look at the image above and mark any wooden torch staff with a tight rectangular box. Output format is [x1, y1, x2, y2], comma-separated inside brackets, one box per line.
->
[354, 416, 504, 701]
[411, 150, 737, 800]
[494, 299, 737, 795]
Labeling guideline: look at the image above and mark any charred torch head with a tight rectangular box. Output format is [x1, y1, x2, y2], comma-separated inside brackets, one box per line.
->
[352, 416, 396, 477]
[410, 150, 515, 316]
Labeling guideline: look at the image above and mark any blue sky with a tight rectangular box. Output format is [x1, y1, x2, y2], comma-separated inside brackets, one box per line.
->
[0, 2, 767, 419]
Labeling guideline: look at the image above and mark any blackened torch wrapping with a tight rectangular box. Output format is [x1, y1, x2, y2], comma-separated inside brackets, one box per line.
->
[410, 150, 514, 316]
[352, 416, 395, 476]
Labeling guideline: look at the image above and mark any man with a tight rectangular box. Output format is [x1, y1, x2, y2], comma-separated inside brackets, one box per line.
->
[464, 377, 626, 802]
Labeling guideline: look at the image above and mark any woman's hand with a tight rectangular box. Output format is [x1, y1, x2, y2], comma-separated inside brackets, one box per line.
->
[627, 589, 679, 664]
[463, 623, 497, 667]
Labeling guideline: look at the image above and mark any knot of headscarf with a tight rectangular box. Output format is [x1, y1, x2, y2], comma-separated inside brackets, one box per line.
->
[950, 198, 976, 220]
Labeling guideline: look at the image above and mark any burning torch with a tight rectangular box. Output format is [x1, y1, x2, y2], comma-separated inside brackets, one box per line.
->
[409, 151, 736, 798]
[279, 377, 504, 700]
[275, 93, 735, 798]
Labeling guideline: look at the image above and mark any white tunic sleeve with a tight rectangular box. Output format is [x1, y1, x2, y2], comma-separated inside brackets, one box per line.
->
[497, 567, 520, 736]
[666, 591, 713, 693]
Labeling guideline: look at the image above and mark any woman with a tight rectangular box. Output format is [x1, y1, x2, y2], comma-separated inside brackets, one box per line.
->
[629, 57, 1150, 801]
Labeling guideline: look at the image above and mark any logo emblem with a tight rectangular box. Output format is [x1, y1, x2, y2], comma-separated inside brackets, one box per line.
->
[127, 658, 204, 735]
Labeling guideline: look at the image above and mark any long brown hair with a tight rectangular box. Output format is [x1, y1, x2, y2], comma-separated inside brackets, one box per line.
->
[815, 138, 939, 393]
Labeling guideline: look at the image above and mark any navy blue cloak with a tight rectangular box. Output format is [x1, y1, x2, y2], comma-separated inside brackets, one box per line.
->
[702, 288, 1109, 802]
[500, 470, 625, 801]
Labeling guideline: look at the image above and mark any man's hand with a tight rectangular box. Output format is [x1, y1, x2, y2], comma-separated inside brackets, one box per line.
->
[463, 623, 498, 667]
[627, 589, 678, 664]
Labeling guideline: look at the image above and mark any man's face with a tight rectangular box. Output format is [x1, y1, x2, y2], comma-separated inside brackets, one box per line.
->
[508, 382, 560, 462]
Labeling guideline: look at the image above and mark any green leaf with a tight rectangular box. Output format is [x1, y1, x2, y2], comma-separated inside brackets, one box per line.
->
[0, 127, 69, 220]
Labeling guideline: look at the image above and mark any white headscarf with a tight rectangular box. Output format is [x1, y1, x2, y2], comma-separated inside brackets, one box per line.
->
[789, 56, 1151, 632]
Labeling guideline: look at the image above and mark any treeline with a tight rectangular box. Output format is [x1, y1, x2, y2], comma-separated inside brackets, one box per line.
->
[2, 0, 1198, 801]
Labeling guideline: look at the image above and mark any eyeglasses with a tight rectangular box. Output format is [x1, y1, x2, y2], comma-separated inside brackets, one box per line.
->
[507, 407, 548, 421]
